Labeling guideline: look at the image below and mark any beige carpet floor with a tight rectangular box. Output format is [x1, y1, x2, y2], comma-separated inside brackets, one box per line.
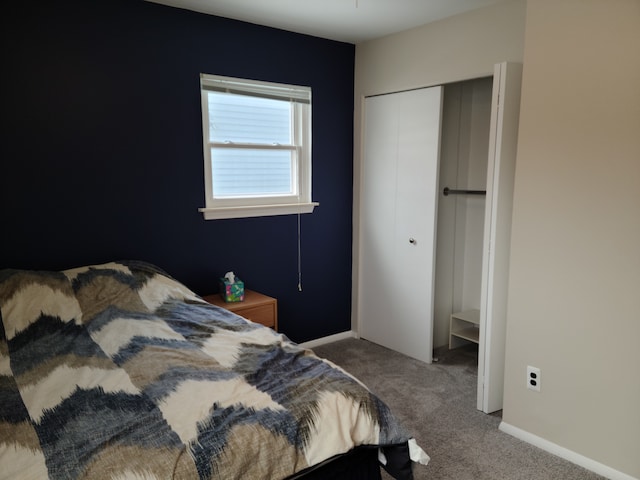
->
[312, 338, 605, 480]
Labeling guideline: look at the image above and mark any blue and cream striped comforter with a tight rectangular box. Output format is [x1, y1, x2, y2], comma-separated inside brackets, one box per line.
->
[0, 261, 426, 479]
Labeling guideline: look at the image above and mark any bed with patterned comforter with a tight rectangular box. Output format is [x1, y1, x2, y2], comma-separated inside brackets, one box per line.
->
[0, 260, 428, 480]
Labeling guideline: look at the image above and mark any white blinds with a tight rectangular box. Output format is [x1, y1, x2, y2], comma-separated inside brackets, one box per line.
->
[206, 91, 291, 145]
[200, 74, 311, 104]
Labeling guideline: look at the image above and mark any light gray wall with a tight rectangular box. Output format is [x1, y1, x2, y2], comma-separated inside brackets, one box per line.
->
[503, 1, 640, 477]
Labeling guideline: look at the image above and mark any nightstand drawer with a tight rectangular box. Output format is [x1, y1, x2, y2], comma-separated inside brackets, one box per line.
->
[238, 304, 276, 328]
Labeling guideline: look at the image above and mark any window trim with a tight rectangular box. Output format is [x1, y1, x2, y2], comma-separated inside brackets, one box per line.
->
[199, 202, 317, 220]
[198, 74, 318, 220]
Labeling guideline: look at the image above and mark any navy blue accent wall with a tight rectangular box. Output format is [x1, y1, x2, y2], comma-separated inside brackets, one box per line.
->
[1, 0, 355, 343]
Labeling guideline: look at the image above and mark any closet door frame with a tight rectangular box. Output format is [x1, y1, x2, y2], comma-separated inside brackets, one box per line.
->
[477, 61, 523, 413]
[354, 61, 522, 415]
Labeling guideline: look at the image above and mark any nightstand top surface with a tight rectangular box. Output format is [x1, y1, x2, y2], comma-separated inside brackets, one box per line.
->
[203, 289, 275, 311]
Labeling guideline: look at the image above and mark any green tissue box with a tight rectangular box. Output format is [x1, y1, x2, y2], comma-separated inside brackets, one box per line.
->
[219, 277, 244, 303]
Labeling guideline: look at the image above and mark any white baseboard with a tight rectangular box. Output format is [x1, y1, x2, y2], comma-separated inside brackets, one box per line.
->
[499, 422, 638, 480]
[298, 330, 358, 350]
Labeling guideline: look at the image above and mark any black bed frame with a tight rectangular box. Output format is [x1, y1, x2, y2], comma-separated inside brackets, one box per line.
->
[290, 447, 382, 480]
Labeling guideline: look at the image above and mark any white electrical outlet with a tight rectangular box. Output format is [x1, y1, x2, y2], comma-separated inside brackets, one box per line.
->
[527, 366, 541, 392]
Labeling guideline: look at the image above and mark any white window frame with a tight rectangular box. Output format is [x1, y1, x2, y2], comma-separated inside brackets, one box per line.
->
[198, 74, 318, 220]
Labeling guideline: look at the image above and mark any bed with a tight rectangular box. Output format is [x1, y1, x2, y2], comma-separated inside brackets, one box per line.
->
[0, 260, 429, 480]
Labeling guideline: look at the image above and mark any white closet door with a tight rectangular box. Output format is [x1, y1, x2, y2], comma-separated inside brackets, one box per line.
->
[478, 62, 523, 413]
[360, 86, 443, 364]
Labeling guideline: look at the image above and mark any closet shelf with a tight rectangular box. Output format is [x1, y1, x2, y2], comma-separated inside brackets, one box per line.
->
[449, 309, 480, 349]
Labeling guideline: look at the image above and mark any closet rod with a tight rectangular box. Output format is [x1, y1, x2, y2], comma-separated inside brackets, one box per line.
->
[443, 187, 486, 196]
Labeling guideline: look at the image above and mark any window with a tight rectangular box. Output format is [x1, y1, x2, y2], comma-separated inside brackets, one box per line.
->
[198, 74, 318, 220]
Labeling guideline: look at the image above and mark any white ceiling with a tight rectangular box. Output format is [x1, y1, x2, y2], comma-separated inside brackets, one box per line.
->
[146, 0, 506, 44]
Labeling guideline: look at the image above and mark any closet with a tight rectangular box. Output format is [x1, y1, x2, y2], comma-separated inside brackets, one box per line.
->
[358, 62, 522, 413]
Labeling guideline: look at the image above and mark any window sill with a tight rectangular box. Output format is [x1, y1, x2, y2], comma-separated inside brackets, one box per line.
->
[199, 202, 319, 220]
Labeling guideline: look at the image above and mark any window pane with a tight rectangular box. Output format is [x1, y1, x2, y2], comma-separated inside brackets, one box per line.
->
[211, 148, 294, 197]
[208, 92, 291, 144]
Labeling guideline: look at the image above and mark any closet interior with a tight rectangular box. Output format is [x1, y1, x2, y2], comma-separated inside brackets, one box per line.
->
[433, 76, 493, 354]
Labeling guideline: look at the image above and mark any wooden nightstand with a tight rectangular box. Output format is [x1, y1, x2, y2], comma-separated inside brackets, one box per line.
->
[203, 289, 278, 331]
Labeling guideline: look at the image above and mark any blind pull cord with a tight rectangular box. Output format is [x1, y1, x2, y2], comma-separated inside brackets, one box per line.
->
[297, 212, 303, 291]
